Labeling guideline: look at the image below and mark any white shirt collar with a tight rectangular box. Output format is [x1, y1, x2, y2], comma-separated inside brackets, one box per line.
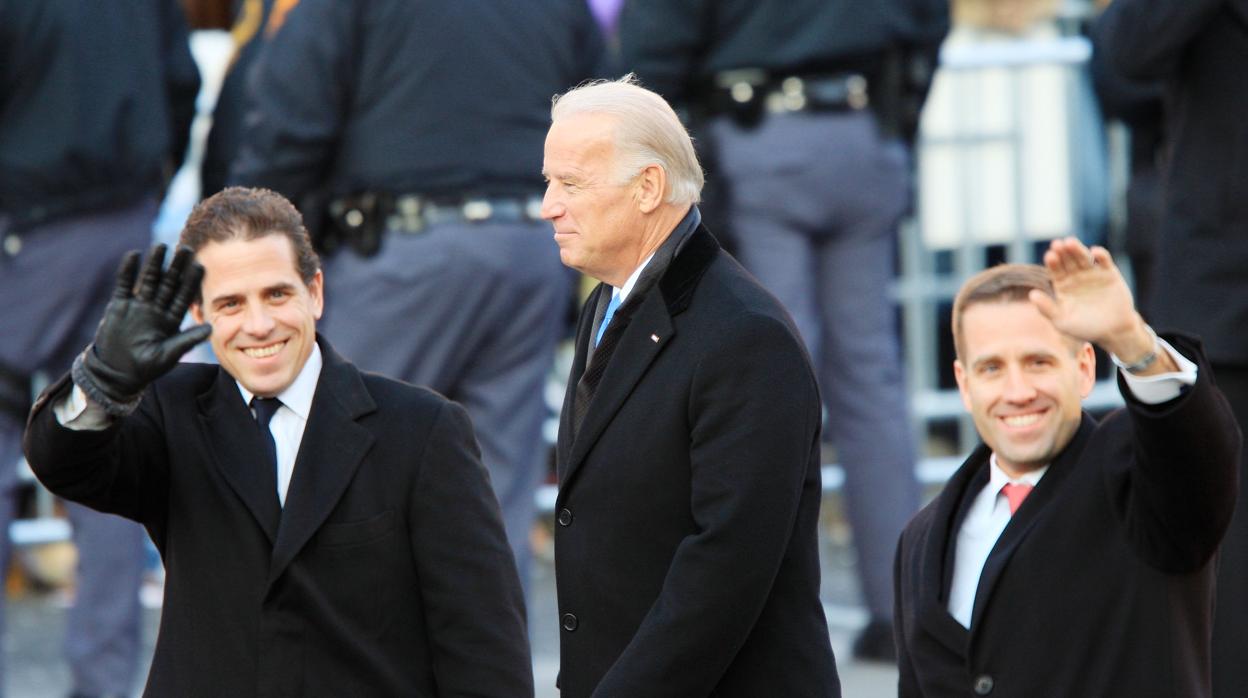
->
[987, 453, 1048, 490]
[236, 342, 323, 420]
[615, 251, 657, 303]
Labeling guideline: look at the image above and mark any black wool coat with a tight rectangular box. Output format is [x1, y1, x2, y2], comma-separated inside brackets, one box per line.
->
[554, 225, 841, 698]
[25, 339, 533, 697]
[894, 335, 1241, 698]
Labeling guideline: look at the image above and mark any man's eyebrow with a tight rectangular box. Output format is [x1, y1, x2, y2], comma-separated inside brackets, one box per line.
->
[970, 355, 999, 369]
[207, 291, 241, 307]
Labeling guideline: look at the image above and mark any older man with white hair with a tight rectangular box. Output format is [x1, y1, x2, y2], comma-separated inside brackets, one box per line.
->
[543, 75, 841, 698]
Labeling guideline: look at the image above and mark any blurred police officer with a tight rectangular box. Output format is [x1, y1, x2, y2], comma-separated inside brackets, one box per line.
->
[0, 2, 199, 695]
[231, 0, 603, 594]
[200, 0, 277, 200]
[619, 0, 948, 660]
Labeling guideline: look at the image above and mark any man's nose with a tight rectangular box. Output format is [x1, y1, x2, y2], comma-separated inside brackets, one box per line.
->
[242, 303, 276, 337]
[1002, 365, 1038, 403]
[540, 184, 563, 221]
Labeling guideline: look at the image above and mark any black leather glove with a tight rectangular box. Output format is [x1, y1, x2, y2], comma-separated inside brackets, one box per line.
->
[71, 244, 212, 416]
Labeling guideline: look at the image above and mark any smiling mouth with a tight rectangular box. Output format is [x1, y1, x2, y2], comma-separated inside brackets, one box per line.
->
[1000, 412, 1044, 428]
[242, 341, 286, 359]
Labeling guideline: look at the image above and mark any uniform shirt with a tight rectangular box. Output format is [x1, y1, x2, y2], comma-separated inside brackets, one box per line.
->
[948, 336, 1199, 627]
[618, 0, 949, 105]
[0, 0, 199, 219]
[230, 0, 604, 204]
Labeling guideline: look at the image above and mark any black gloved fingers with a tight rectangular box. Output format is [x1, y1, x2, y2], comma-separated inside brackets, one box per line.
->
[135, 243, 168, 302]
[112, 251, 142, 301]
[155, 246, 193, 308]
[167, 255, 204, 322]
[157, 324, 213, 367]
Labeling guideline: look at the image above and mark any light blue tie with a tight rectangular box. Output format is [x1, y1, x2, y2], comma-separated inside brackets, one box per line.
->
[594, 292, 622, 347]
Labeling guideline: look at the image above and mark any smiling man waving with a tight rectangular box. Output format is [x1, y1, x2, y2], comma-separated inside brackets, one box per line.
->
[894, 237, 1241, 697]
[23, 186, 533, 697]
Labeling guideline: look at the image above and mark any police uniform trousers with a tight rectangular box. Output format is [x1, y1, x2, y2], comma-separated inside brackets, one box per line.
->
[319, 217, 570, 593]
[709, 109, 921, 622]
[0, 199, 153, 697]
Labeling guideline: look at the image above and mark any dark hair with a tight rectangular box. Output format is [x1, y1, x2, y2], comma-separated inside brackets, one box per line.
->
[951, 263, 1058, 360]
[179, 187, 320, 289]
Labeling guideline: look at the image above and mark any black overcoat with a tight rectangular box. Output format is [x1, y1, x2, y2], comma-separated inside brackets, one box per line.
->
[554, 225, 841, 697]
[25, 339, 533, 697]
[894, 335, 1241, 697]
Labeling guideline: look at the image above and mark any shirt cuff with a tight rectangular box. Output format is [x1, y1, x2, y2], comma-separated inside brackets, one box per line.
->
[53, 383, 116, 431]
[1112, 336, 1198, 405]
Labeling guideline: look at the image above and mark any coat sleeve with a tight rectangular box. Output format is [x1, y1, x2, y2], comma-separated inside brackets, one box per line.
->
[590, 311, 824, 697]
[1113, 334, 1241, 573]
[228, 0, 354, 203]
[406, 401, 535, 698]
[23, 373, 171, 534]
[1096, 0, 1225, 80]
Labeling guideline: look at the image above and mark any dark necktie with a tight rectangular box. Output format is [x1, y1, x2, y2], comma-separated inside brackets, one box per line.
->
[573, 295, 636, 437]
[251, 397, 282, 473]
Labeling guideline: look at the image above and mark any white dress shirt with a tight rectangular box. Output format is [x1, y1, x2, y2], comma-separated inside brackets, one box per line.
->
[591, 251, 655, 345]
[55, 344, 324, 507]
[946, 457, 1048, 627]
[947, 336, 1198, 628]
[235, 344, 321, 505]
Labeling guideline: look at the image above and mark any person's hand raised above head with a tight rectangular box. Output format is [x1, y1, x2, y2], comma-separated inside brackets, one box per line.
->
[72, 244, 212, 415]
[1028, 236, 1172, 372]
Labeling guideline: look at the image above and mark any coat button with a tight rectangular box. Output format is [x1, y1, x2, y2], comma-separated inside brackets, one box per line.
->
[973, 674, 994, 695]
[561, 613, 578, 632]
[557, 508, 574, 527]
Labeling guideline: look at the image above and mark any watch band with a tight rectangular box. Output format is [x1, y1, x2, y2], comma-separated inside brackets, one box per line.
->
[1120, 326, 1160, 374]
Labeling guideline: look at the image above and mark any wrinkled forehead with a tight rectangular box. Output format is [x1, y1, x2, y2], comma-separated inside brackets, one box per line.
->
[546, 113, 618, 160]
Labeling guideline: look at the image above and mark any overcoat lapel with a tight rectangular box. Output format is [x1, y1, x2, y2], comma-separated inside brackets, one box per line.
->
[915, 446, 987, 656]
[557, 226, 719, 496]
[197, 370, 282, 544]
[969, 415, 1095, 632]
[267, 343, 376, 588]
[557, 286, 600, 482]
[560, 293, 674, 492]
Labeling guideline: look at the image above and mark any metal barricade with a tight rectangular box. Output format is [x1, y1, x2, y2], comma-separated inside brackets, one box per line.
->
[899, 28, 1122, 476]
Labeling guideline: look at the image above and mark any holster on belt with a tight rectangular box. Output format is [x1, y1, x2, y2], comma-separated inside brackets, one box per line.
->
[704, 68, 871, 130]
[325, 192, 391, 257]
[875, 44, 940, 146]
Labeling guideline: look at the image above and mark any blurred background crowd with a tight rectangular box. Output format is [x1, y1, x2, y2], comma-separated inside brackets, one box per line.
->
[1, 0, 1243, 695]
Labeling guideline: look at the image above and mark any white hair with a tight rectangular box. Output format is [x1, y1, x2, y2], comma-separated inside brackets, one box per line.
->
[550, 74, 704, 205]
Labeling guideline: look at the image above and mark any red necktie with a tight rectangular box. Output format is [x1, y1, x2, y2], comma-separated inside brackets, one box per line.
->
[1001, 483, 1034, 515]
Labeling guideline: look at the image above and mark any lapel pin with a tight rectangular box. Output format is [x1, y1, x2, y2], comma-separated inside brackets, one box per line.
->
[650, 334, 660, 343]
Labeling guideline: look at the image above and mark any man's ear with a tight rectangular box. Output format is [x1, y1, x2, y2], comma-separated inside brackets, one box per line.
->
[1077, 341, 1096, 398]
[307, 269, 324, 320]
[635, 164, 667, 214]
[954, 359, 974, 413]
[190, 302, 204, 325]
